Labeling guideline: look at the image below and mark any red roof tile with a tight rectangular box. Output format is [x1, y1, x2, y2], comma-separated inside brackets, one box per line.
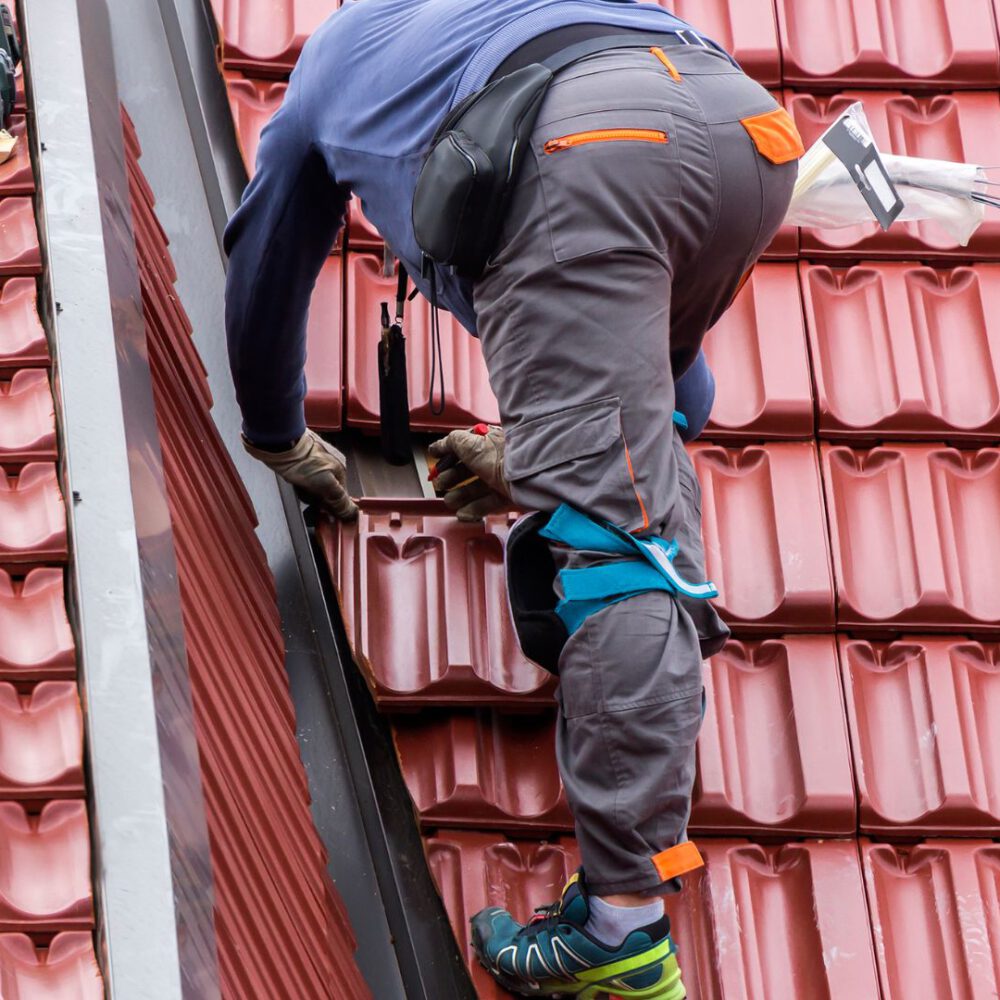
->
[394, 712, 573, 833]
[0, 933, 103, 999]
[667, 0, 781, 86]
[694, 636, 855, 835]
[822, 444, 1000, 631]
[803, 263, 1000, 442]
[0, 199, 41, 276]
[317, 500, 556, 709]
[702, 263, 813, 440]
[842, 637, 1000, 834]
[0, 279, 47, 372]
[393, 636, 855, 836]
[861, 840, 1000, 999]
[223, 72, 286, 175]
[788, 92, 1000, 259]
[304, 255, 343, 430]
[0, 465, 67, 569]
[777, 0, 1000, 88]
[344, 253, 499, 433]
[0, 570, 75, 681]
[0, 683, 83, 801]
[0, 371, 56, 466]
[427, 832, 881, 1000]
[0, 801, 93, 932]
[690, 442, 835, 631]
[0, 119, 36, 197]
[210, 0, 341, 76]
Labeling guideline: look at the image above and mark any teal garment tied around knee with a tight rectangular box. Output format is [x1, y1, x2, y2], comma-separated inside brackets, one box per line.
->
[538, 504, 718, 635]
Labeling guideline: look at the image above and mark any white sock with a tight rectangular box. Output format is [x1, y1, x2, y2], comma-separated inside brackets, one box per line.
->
[585, 895, 665, 947]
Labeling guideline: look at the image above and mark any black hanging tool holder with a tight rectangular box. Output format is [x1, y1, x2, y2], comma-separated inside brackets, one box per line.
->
[378, 264, 412, 465]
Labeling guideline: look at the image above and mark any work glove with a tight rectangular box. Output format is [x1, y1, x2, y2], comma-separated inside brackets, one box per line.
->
[428, 423, 510, 523]
[243, 429, 358, 521]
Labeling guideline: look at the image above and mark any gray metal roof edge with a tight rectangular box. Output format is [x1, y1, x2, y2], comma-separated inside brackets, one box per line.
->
[21, 0, 220, 996]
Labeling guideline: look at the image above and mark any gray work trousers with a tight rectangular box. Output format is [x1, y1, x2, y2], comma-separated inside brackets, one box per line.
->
[473, 45, 797, 895]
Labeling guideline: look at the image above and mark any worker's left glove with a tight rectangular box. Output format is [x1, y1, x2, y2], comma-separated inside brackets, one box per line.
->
[429, 423, 510, 523]
[243, 429, 358, 521]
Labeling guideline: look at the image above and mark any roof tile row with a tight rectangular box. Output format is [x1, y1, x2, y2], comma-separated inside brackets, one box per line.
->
[428, 833, 884, 1000]
[212, 0, 1000, 89]
[0, 63, 98, 970]
[196, 178, 1000, 442]
[429, 831, 1000, 1000]
[318, 450, 1000, 693]
[394, 635, 856, 836]
[390, 635, 1000, 838]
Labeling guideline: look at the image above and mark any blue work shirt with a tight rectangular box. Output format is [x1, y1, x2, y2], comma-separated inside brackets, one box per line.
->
[224, 0, 722, 446]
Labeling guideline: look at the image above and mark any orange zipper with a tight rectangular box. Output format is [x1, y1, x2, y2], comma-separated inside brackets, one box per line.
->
[543, 128, 668, 154]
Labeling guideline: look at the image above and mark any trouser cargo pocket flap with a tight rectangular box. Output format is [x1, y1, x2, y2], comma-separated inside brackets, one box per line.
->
[504, 397, 644, 529]
[741, 107, 804, 165]
[506, 397, 622, 480]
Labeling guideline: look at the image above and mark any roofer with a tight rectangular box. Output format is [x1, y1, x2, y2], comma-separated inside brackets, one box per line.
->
[224, 2, 802, 996]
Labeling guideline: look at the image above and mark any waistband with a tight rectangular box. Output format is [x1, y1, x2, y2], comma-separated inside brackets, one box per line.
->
[488, 24, 705, 83]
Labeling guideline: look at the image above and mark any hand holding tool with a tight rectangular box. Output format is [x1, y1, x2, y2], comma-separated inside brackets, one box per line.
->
[428, 423, 509, 522]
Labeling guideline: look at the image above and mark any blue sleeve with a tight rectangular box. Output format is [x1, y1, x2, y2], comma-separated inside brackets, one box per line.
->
[673, 352, 715, 442]
[224, 70, 348, 447]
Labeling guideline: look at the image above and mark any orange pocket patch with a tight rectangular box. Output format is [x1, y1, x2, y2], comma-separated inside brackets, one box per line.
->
[741, 107, 805, 165]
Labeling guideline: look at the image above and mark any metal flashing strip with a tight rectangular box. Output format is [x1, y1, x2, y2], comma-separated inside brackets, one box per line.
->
[21, 0, 219, 996]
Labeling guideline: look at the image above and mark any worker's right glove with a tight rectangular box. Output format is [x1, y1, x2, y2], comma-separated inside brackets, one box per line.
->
[428, 423, 510, 523]
[243, 429, 358, 521]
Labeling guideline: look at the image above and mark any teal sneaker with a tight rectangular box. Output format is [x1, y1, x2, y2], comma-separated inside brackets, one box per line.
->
[470, 871, 686, 999]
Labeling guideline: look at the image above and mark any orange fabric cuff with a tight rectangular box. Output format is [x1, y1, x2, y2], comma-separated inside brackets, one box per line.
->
[652, 841, 704, 882]
[741, 107, 805, 165]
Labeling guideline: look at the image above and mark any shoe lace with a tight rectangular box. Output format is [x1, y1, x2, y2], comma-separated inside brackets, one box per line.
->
[517, 900, 563, 939]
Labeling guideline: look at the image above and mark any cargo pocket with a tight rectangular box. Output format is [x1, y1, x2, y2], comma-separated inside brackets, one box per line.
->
[533, 110, 680, 262]
[505, 397, 646, 529]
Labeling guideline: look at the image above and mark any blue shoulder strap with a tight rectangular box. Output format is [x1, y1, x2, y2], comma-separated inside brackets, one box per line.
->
[538, 504, 718, 635]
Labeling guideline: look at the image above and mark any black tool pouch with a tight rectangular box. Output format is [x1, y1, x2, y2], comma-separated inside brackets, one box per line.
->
[412, 63, 553, 280]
